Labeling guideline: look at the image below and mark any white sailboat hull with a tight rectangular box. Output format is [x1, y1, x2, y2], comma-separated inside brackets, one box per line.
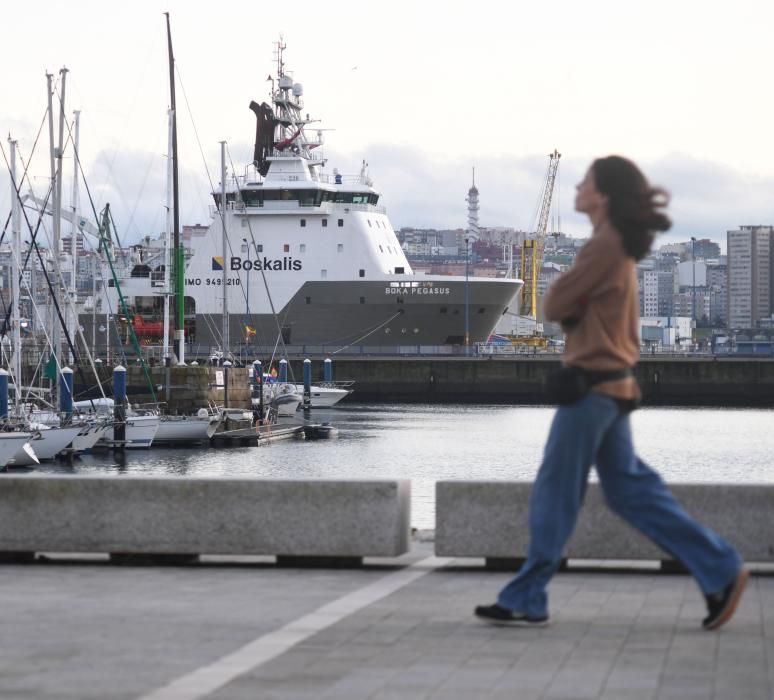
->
[154, 415, 218, 445]
[11, 425, 83, 465]
[0, 433, 34, 468]
[100, 415, 160, 449]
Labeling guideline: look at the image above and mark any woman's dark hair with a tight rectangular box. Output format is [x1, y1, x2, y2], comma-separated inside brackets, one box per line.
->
[591, 156, 671, 261]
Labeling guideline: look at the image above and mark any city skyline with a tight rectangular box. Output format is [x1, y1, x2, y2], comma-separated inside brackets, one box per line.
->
[1, 1, 773, 251]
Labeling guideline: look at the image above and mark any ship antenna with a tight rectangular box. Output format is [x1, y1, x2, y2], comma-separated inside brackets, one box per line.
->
[276, 36, 286, 79]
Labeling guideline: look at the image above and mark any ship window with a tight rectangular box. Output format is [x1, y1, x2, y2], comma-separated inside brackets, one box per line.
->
[440, 307, 448, 314]
[321, 269, 327, 279]
[300, 244, 306, 253]
[359, 269, 365, 278]
[322, 219, 328, 227]
[284, 244, 290, 252]
[379, 245, 384, 253]
[257, 244, 263, 253]
[368, 194, 380, 205]
[300, 219, 306, 227]
[338, 219, 344, 227]
[305, 296, 311, 304]
[337, 244, 343, 252]
[397, 297, 404, 304]
[478, 307, 486, 314]
[367, 220, 372, 228]
[352, 194, 369, 204]
[359, 297, 365, 304]
[395, 267, 405, 274]
[298, 190, 318, 207]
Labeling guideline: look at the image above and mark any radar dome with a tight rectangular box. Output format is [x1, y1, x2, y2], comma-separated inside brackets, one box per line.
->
[292, 83, 303, 97]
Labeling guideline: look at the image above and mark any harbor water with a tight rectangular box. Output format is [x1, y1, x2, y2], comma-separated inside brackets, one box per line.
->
[39, 404, 774, 529]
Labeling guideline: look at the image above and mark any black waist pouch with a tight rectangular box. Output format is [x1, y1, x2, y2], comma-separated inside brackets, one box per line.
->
[544, 366, 633, 406]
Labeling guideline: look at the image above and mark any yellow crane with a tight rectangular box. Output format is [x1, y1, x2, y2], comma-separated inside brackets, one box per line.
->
[520, 149, 561, 319]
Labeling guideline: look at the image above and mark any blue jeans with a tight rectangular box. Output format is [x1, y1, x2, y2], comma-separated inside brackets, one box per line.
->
[497, 393, 741, 618]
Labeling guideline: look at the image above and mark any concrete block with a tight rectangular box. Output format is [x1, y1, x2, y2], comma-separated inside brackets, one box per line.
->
[435, 481, 774, 562]
[0, 476, 411, 557]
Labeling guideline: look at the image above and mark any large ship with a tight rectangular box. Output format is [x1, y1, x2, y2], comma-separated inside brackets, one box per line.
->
[102, 43, 522, 353]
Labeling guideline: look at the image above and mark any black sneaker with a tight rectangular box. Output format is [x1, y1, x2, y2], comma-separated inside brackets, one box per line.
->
[474, 603, 549, 627]
[702, 568, 749, 630]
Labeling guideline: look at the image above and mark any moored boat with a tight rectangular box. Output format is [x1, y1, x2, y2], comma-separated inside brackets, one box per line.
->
[86, 41, 522, 355]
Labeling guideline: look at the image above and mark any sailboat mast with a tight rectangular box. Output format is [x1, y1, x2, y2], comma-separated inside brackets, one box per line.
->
[9, 138, 22, 416]
[163, 109, 173, 363]
[220, 141, 229, 356]
[54, 67, 68, 367]
[69, 109, 80, 359]
[165, 13, 185, 365]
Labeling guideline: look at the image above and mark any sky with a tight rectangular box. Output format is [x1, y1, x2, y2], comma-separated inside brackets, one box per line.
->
[2, 0, 774, 254]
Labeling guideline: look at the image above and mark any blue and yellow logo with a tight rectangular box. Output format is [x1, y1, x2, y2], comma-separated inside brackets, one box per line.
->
[211, 256, 224, 271]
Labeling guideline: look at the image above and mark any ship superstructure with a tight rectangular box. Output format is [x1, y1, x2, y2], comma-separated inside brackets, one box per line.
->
[97, 42, 522, 352]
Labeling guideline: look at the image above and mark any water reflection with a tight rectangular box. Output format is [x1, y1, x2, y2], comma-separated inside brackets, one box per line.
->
[33, 403, 774, 528]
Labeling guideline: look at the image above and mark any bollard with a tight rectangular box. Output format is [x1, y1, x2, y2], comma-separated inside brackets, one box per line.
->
[113, 365, 127, 451]
[279, 358, 288, 382]
[303, 358, 312, 414]
[59, 367, 74, 424]
[324, 357, 333, 383]
[253, 360, 263, 424]
[223, 360, 232, 408]
[0, 368, 8, 420]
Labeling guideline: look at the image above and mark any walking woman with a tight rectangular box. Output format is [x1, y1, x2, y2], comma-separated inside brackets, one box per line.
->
[475, 156, 747, 630]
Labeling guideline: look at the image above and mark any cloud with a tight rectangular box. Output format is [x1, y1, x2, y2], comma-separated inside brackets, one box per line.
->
[4, 142, 772, 257]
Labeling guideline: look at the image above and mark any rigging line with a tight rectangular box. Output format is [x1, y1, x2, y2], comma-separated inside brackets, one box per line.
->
[331, 311, 405, 355]
[105, 207, 157, 399]
[2, 147, 84, 381]
[174, 65, 217, 210]
[225, 146, 289, 363]
[12, 147, 106, 408]
[0, 149, 52, 340]
[0, 106, 53, 248]
[176, 68, 281, 360]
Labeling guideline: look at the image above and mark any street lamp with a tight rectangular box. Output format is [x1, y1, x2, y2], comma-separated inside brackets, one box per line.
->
[464, 237, 470, 355]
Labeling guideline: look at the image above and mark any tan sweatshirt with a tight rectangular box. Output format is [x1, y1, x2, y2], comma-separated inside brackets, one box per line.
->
[543, 220, 640, 400]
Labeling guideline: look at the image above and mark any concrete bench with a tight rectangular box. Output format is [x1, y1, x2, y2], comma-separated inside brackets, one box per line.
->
[0, 476, 411, 565]
[436, 481, 774, 568]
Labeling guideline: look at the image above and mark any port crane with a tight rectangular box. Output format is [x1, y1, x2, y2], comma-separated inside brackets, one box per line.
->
[519, 149, 561, 319]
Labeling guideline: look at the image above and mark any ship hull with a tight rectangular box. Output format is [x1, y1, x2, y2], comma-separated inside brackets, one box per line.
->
[82, 277, 520, 352]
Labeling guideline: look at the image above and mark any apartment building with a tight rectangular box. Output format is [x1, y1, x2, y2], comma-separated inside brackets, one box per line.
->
[727, 226, 772, 329]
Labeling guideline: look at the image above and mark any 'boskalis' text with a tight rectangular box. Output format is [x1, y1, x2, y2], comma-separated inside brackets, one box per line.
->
[230, 256, 302, 271]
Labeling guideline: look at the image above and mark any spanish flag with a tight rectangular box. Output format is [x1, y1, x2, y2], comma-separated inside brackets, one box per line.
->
[245, 324, 256, 339]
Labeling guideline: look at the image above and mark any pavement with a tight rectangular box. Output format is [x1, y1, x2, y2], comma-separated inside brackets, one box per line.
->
[2, 543, 773, 700]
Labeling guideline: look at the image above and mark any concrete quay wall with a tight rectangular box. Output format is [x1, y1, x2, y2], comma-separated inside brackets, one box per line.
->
[0, 476, 411, 559]
[72, 365, 252, 413]
[436, 481, 774, 564]
[288, 356, 774, 406]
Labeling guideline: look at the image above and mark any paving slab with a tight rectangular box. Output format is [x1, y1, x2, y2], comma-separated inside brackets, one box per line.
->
[0, 547, 771, 700]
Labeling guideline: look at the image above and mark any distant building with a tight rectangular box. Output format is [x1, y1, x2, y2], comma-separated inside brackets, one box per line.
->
[465, 169, 480, 242]
[727, 226, 773, 329]
[639, 269, 675, 317]
[707, 261, 728, 326]
[689, 238, 721, 260]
